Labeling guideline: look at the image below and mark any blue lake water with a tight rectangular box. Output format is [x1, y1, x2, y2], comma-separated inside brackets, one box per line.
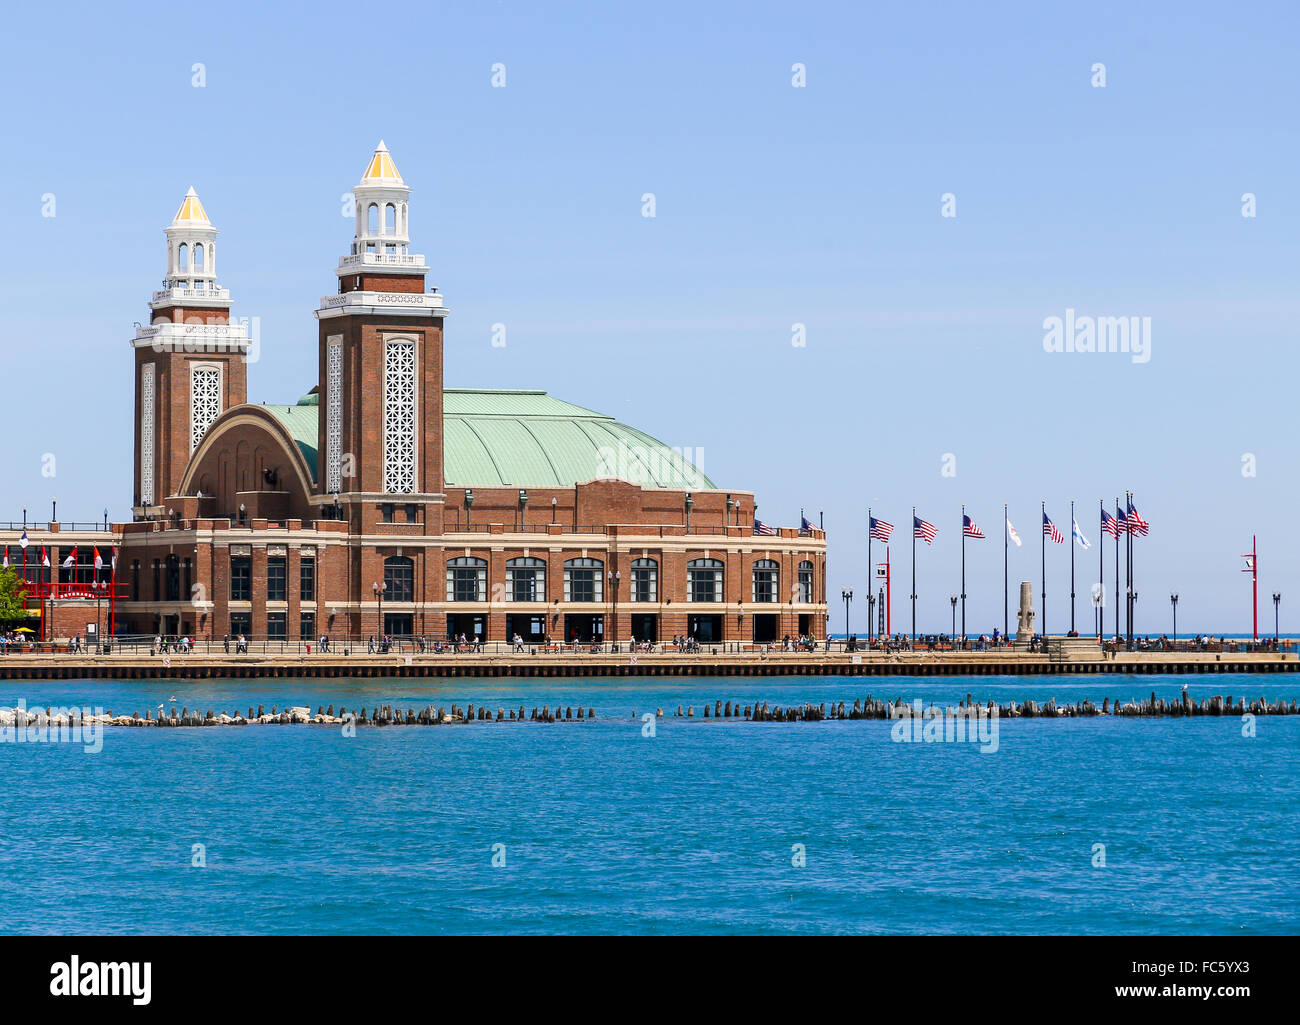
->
[1, 674, 1296, 935]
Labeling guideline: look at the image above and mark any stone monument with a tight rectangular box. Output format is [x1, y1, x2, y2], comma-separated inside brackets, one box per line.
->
[1014, 581, 1035, 646]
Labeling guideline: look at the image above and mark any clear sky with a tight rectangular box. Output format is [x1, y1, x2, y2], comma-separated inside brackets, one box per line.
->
[2, 0, 1296, 633]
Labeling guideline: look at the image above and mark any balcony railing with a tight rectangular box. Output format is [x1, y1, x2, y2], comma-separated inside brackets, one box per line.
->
[337, 252, 427, 269]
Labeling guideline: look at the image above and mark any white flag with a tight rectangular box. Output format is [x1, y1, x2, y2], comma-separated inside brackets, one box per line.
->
[1006, 518, 1022, 547]
[1072, 519, 1091, 549]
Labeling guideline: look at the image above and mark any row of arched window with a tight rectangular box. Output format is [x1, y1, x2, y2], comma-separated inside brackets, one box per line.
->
[175, 241, 213, 272]
[380, 556, 817, 604]
[365, 202, 406, 236]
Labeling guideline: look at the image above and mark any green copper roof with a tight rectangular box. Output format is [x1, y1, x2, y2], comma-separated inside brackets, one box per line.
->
[263, 389, 714, 490]
[262, 404, 320, 479]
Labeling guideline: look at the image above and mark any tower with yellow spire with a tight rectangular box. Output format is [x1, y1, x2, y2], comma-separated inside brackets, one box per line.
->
[131, 188, 250, 517]
[314, 141, 447, 525]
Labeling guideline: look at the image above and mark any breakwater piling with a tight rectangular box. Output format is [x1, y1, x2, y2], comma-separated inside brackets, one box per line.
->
[2, 692, 1295, 730]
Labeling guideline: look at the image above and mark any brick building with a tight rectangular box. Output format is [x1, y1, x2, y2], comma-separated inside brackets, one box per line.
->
[7, 143, 827, 645]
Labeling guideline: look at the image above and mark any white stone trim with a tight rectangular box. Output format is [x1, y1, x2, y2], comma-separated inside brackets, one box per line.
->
[382, 336, 418, 494]
[140, 363, 155, 507]
[325, 336, 343, 494]
[190, 362, 223, 454]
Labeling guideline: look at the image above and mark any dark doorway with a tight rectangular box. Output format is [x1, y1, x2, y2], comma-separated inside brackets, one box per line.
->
[385, 613, 413, 636]
[752, 613, 779, 643]
[798, 614, 812, 637]
[446, 613, 487, 641]
[687, 614, 722, 644]
[630, 613, 658, 642]
[506, 613, 547, 643]
[564, 613, 604, 644]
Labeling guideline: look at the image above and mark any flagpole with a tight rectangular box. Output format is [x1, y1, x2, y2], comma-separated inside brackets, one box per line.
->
[867, 507, 872, 642]
[1098, 499, 1104, 639]
[911, 506, 917, 640]
[1003, 503, 1008, 639]
[1114, 497, 1121, 639]
[960, 504, 966, 639]
[1069, 499, 1076, 635]
[1126, 490, 1133, 644]
[1040, 500, 1046, 640]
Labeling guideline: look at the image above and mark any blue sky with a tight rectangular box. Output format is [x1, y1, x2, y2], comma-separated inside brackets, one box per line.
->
[2, 0, 1296, 633]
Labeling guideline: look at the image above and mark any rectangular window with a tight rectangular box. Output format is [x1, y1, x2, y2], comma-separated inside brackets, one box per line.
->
[448, 567, 484, 602]
[300, 557, 315, 602]
[267, 612, 287, 640]
[230, 557, 251, 601]
[229, 611, 251, 637]
[267, 557, 287, 602]
[381, 503, 395, 523]
[300, 612, 316, 640]
[631, 564, 657, 603]
[565, 569, 601, 603]
[798, 565, 814, 604]
[405, 504, 418, 524]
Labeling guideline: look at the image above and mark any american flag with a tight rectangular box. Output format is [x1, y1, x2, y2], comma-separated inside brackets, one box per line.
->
[1042, 513, 1064, 543]
[753, 518, 778, 536]
[1116, 507, 1128, 534]
[962, 514, 985, 539]
[1101, 508, 1121, 538]
[1127, 500, 1149, 536]
[869, 516, 894, 542]
[914, 515, 938, 544]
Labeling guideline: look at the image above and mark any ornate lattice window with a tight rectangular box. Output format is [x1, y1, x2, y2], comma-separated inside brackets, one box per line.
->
[190, 364, 222, 453]
[325, 337, 343, 493]
[383, 338, 417, 493]
[140, 363, 155, 506]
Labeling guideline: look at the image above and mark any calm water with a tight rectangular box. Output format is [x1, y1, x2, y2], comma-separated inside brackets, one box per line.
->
[1, 674, 1296, 935]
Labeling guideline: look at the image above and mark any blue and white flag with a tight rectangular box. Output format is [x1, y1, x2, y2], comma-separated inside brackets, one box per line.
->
[19, 530, 29, 549]
[1072, 519, 1091, 549]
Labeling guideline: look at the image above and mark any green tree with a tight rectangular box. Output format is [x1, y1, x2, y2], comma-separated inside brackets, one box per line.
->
[0, 567, 29, 626]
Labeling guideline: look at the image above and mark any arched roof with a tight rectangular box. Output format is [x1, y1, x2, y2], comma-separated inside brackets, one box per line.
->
[255, 388, 715, 490]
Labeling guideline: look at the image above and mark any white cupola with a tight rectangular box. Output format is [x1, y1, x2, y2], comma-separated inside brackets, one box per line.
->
[164, 187, 220, 290]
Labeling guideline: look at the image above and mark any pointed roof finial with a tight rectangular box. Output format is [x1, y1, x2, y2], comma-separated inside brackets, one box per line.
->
[361, 140, 402, 183]
[172, 187, 210, 225]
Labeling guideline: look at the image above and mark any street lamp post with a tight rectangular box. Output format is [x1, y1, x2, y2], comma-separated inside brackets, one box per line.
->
[950, 594, 958, 638]
[551, 496, 557, 523]
[1273, 592, 1281, 642]
[373, 581, 387, 647]
[866, 592, 876, 646]
[841, 587, 853, 647]
[1170, 593, 1178, 646]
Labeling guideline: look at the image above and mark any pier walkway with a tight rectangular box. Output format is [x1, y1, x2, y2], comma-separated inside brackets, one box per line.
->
[0, 649, 1295, 680]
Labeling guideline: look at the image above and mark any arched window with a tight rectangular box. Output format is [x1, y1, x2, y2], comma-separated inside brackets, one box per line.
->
[564, 557, 603, 602]
[446, 556, 487, 602]
[630, 558, 657, 602]
[384, 556, 414, 602]
[752, 559, 779, 603]
[177, 242, 188, 271]
[367, 203, 379, 234]
[193, 243, 204, 270]
[798, 561, 814, 604]
[687, 558, 723, 603]
[384, 203, 396, 234]
[506, 557, 546, 602]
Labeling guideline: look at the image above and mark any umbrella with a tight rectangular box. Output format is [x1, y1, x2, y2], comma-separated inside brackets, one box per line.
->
[14, 627, 36, 634]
